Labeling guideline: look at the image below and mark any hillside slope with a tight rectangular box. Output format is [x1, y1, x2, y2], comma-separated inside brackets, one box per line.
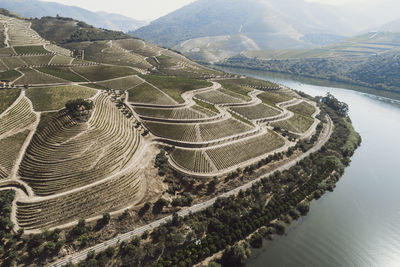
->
[131, 0, 357, 62]
[0, 0, 147, 32]
[220, 32, 400, 98]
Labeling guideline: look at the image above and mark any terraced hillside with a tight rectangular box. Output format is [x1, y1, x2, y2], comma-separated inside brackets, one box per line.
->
[0, 12, 325, 234]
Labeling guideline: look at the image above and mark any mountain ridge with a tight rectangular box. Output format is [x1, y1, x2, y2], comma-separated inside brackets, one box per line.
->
[0, 0, 147, 32]
[131, 0, 360, 62]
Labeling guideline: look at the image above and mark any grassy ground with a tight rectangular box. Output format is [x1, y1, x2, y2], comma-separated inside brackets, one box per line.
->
[13, 45, 49, 54]
[196, 90, 244, 104]
[257, 91, 293, 107]
[231, 103, 280, 120]
[206, 131, 285, 170]
[193, 98, 219, 113]
[134, 107, 204, 120]
[73, 65, 138, 82]
[50, 55, 73, 65]
[20, 55, 54, 66]
[96, 75, 143, 90]
[141, 74, 212, 103]
[0, 88, 20, 114]
[128, 83, 175, 105]
[0, 130, 30, 174]
[272, 113, 314, 133]
[1, 57, 26, 69]
[287, 101, 316, 117]
[81, 83, 106, 90]
[199, 118, 252, 141]
[144, 122, 198, 142]
[228, 111, 254, 126]
[26, 85, 96, 111]
[218, 79, 253, 101]
[15, 68, 67, 85]
[0, 70, 22, 82]
[37, 66, 87, 82]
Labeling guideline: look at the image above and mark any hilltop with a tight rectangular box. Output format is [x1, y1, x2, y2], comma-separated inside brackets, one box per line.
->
[0, 0, 147, 32]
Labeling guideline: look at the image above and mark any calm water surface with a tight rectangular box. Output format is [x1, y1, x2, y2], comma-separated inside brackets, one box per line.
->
[219, 68, 400, 267]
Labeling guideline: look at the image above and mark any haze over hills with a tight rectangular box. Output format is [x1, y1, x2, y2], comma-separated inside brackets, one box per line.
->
[132, 0, 364, 63]
[376, 19, 400, 32]
[0, 0, 147, 32]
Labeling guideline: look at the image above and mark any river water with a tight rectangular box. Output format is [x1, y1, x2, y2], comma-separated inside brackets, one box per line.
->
[218, 68, 400, 267]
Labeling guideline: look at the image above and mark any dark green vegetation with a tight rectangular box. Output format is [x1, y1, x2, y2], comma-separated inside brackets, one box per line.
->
[193, 98, 219, 114]
[76, 94, 360, 267]
[13, 45, 49, 54]
[65, 98, 94, 121]
[31, 16, 129, 44]
[26, 85, 95, 111]
[37, 66, 87, 82]
[0, 88, 20, 114]
[140, 75, 212, 103]
[0, 70, 22, 82]
[128, 83, 175, 105]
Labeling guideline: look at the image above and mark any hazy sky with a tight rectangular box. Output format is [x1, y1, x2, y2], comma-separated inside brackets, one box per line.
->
[40, 0, 399, 21]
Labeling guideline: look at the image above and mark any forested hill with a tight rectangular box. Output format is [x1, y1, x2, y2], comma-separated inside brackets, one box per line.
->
[0, 0, 147, 32]
[31, 16, 130, 44]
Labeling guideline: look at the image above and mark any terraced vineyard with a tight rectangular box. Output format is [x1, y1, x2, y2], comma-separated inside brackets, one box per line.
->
[195, 89, 245, 104]
[0, 130, 30, 178]
[0, 96, 37, 137]
[128, 83, 176, 105]
[14, 45, 50, 55]
[26, 85, 96, 111]
[287, 101, 317, 117]
[199, 118, 253, 141]
[0, 12, 325, 234]
[64, 41, 152, 70]
[144, 122, 198, 142]
[96, 75, 143, 90]
[72, 65, 137, 82]
[231, 103, 281, 120]
[205, 131, 285, 170]
[19, 94, 141, 196]
[171, 149, 214, 173]
[0, 88, 20, 114]
[37, 66, 87, 82]
[272, 113, 315, 134]
[141, 75, 212, 103]
[17, 169, 141, 230]
[257, 91, 293, 106]
[134, 107, 206, 120]
[15, 67, 67, 85]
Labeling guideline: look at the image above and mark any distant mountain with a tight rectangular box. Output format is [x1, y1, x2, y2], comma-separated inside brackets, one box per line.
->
[30, 16, 130, 44]
[131, 0, 359, 63]
[377, 19, 400, 32]
[0, 0, 147, 32]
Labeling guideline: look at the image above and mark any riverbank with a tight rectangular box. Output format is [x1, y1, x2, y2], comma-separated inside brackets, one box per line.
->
[214, 65, 400, 101]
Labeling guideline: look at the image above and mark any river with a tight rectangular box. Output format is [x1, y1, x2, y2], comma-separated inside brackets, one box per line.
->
[218, 68, 400, 267]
